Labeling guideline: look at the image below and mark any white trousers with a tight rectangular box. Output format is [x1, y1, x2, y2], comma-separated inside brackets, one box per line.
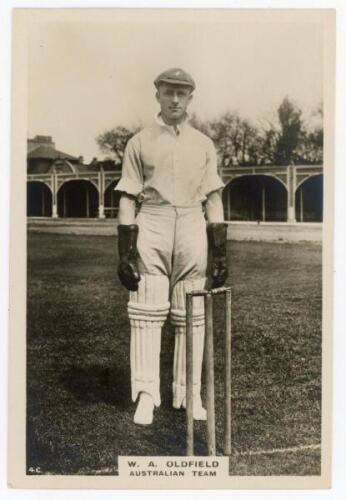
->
[127, 204, 208, 407]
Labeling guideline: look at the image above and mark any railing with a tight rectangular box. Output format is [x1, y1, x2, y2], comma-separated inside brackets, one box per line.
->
[220, 164, 322, 176]
[27, 173, 53, 181]
[27, 165, 323, 181]
[103, 207, 119, 218]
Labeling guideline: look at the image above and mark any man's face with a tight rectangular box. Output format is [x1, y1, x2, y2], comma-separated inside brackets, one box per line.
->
[156, 83, 193, 124]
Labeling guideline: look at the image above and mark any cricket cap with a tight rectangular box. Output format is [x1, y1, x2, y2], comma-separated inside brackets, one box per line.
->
[154, 68, 196, 90]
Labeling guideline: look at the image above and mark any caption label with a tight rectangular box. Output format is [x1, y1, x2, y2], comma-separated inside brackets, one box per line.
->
[119, 456, 229, 479]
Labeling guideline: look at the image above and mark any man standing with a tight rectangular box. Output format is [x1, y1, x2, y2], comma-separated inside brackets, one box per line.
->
[115, 68, 228, 425]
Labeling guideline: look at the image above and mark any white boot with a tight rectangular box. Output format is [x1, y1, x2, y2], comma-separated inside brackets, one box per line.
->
[134, 392, 155, 425]
[182, 394, 207, 421]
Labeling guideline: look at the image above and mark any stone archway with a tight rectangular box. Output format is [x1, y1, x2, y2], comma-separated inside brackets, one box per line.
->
[57, 180, 99, 218]
[223, 175, 288, 222]
[104, 180, 121, 218]
[27, 181, 52, 217]
[295, 174, 323, 222]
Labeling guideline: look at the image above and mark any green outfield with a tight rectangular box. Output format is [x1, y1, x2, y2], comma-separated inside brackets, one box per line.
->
[26, 233, 322, 475]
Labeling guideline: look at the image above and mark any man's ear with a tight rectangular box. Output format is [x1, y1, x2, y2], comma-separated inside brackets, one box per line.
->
[187, 92, 193, 105]
[155, 91, 160, 103]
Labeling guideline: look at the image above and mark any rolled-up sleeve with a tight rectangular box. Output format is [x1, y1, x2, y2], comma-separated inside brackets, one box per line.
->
[114, 135, 143, 197]
[200, 139, 224, 197]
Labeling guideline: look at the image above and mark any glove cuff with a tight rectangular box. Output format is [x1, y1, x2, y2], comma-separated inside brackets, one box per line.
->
[207, 223, 228, 256]
[118, 224, 139, 261]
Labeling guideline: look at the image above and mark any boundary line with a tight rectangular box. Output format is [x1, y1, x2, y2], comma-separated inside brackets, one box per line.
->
[235, 443, 321, 457]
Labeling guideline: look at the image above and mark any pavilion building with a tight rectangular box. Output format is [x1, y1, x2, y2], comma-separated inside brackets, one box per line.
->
[27, 135, 323, 223]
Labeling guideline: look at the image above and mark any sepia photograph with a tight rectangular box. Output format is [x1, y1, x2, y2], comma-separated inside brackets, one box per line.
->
[8, 7, 335, 489]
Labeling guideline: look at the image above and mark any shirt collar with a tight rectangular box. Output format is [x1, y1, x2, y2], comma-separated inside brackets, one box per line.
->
[155, 112, 189, 134]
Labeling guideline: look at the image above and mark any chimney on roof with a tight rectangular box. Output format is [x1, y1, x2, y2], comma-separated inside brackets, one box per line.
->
[27, 135, 56, 153]
[78, 156, 84, 164]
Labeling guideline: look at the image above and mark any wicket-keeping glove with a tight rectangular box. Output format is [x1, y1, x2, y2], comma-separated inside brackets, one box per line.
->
[117, 224, 141, 291]
[207, 222, 228, 289]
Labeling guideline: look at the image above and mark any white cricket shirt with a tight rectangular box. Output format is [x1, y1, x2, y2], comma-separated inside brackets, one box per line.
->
[115, 114, 224, 206]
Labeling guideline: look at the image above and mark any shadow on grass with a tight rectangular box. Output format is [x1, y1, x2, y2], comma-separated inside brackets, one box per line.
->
[59, 364, 131, 409]
[27, 235, 322, 474]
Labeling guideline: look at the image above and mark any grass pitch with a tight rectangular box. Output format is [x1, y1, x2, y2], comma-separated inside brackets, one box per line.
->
[27, 233, 322, 475]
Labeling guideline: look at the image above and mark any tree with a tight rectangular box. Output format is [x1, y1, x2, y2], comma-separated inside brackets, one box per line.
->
[207, 112, 263, 167]
[238, 119, 264, 166]
[295, 104, 323, 164]
[257, 98, 323, 165]
[274, 96, 303, 165]
[256, 126, 279, 165]
[96, 126, 139, 166]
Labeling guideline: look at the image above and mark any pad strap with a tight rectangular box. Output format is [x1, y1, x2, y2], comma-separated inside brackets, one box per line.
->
[170, 308, 205, 327]
[128, 301, 170, 322]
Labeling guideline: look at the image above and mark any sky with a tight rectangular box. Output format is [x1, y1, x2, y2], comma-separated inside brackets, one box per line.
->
[28, 13, 323, 162]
